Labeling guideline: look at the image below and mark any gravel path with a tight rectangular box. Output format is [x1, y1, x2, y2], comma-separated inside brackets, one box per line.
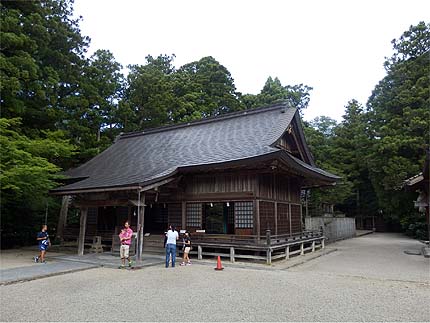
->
[1, 233, 429, 322]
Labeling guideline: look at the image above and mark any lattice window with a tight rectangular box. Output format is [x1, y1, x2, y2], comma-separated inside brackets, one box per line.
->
[234, 202, 253, 228]
[186, 203, 202, 227]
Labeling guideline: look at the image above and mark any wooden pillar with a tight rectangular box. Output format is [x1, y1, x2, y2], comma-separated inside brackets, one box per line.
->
[289, 203, 292, 235]
[321, 238, 325, 249]
[300, 195, 304, 232]
[312, 241, 315, 252]
[136, 191, 145, 262]
[255, 199, 260, 239]
[274, 201, 278, 235]
[305, 189, 309, 218]
[300, 242, 304, 255]
[285, 246, 290, 260]
[57, 195, 71, 243]
[77, 207, 88, 256]
[181, 201, 186, 230]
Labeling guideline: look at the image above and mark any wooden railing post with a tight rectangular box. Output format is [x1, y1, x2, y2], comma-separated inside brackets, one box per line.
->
[322, 238, 325, 249]
[285, 246, 290, 260]
[266, 229, 271, 246]
[266, 229, 271, 265]
[300, 242, 304, 255]
[312, 241, 315, 252]
[198, 245, 202, 260]
[230, 247, 235, 263]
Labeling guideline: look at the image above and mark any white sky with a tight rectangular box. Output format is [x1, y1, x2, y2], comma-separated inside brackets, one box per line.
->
[73, 0, 429, 122]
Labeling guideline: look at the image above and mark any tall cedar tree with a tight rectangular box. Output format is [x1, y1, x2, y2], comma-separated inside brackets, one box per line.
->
[366, 22, 430, 227]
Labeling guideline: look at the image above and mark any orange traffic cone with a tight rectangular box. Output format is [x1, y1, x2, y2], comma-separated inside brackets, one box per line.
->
[214, 255, 224, 271]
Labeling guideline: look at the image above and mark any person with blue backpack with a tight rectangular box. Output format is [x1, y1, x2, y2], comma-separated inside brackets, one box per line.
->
[34, 225, 50, 264]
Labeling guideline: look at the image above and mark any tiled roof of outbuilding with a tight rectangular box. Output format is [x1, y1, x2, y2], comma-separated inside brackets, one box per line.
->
[52, 103, 339, 193]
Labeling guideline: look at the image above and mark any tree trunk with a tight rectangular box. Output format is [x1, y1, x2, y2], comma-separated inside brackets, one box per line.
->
[56, 195, 71, 243]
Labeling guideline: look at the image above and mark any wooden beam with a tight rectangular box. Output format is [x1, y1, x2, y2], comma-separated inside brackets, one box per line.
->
[184, 192, 254, 201]
[78, 207, 88, 256]
[75, 199, 130, 207]
[139, 177, 177, 192]
[51, 185, 142, 195]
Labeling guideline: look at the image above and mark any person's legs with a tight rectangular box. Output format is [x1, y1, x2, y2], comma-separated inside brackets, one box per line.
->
[40, 250, 46, 263]
[120, 245, 126, 267]
[181, 248, 186, 265]
[165, 244, 171, 267]
[124, 245, 131, 266]
[171, 245, 176, 267]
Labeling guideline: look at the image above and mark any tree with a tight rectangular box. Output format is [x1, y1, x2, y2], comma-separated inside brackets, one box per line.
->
[69, 49, 124, 162]
[304, 116, 353, 214]
[172, 56, 243, 122]
[122, 55, 244, 130]
[0, 118, 76, 247]
[0, 0, 90, 134]
[242, 77, 313, 112]
[122, 54, 177, 130]
[366, 22, 430, 225]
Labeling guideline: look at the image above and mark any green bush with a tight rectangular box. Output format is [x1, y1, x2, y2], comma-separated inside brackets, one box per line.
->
[401, 214, 428, 240]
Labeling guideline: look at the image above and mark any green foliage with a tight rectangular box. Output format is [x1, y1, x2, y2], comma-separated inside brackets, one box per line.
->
[0, 118, 76, 246]
[400, 213, 428, 240]
[304, 116, 354, 213]
[0, 0, 90, 133]
[242, 77, 313, 112]
[367, 22, 430, 221]
[173, 56, 244, 120]
[122, 55, 244, 130]
[304, 22, 429, 232]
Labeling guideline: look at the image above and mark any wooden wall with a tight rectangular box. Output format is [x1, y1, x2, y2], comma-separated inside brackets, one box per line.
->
[277, 203, 290, 234]
[257, 173, 301, 202]
[184, 174, 256, 196]
[259, 201, 276, 235]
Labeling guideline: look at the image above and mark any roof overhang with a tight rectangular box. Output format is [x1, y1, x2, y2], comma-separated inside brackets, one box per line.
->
[51, 150, 339, 196]
[50, 172, 178, 196]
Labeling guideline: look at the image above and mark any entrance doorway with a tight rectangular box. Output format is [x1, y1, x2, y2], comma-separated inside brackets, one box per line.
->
[144, 203, 168, 233]
[203, 202, 234, 234]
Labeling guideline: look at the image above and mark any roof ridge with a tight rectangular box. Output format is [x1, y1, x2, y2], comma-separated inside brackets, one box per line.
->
[119, 102, 292, 139]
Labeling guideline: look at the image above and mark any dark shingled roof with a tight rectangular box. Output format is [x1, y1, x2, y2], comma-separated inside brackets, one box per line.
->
[52, 103, 339, 193]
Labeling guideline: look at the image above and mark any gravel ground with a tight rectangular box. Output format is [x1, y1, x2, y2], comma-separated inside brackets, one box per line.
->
[0, 233, 429, 322]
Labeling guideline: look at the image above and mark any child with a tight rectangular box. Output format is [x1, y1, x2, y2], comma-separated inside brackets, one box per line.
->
[180, 231, 191, 266]
[34, 225, 50, 264]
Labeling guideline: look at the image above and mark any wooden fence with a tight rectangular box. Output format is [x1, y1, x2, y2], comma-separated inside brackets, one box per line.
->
[182, 230, 325, 265]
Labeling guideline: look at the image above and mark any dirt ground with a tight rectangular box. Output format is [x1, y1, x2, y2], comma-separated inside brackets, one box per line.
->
[0, 247, 68, 270]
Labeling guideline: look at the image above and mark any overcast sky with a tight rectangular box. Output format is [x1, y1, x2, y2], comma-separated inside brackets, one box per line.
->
[73, 0, 429, 122]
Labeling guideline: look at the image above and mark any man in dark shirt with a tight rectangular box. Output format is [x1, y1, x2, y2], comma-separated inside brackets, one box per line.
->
[34, 225, 50, 263]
